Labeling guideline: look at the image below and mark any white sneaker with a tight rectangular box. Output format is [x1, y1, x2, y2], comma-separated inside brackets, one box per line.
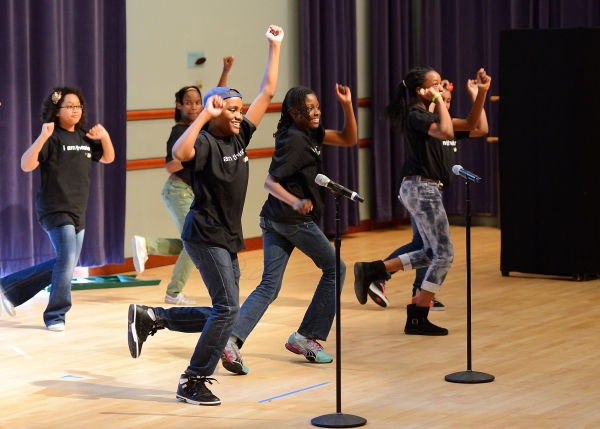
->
[0, 286, 16, 317]
[165, 293, 196, 305]
[47, 322, 65, 331]
[131, 236, 149, 273]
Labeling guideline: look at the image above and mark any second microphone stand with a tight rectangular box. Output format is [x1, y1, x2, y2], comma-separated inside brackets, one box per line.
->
[445, 176, 494, 384]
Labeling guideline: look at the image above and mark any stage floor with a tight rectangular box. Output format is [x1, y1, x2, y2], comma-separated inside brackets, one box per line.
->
[2, 225, 599, 428]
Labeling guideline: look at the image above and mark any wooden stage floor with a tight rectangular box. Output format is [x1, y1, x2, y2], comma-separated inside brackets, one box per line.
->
[1, 226, 599, 428]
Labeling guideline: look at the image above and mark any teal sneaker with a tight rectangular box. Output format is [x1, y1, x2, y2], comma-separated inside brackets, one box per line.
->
[284, 332, 333, 363]
[220, 338, 249, 375]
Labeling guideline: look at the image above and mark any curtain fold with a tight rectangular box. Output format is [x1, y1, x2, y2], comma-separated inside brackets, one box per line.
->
[0, 0, 127, 276]
[300, 0, 360, 235]
[370, 0, 600, 220]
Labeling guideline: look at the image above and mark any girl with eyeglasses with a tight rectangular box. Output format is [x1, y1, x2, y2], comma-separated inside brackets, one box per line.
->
[131, 56, 235, 306]
[0, 86, 114, 331]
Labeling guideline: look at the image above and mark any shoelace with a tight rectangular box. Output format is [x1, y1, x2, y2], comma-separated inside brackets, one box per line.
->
[139, 317, 159, 342]
[304, 338, 325, 352]
[185, 376, 219, 395]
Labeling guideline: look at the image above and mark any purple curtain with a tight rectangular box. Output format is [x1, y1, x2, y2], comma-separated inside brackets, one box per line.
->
[0, 0, 127, 276]
[370, 0, 600, 219]
[301, 0, 360, 235]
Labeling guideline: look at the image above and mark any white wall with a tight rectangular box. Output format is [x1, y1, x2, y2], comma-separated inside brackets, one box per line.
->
[124, 0, 372, 257]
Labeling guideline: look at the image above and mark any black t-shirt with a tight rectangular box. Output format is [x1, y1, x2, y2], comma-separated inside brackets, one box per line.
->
[181, 117, 256, 253]
[165, 123, 192, 186]
[402, 105, 469, 187]
[36, 126, 103, 231]
[260, 125, 326, 224]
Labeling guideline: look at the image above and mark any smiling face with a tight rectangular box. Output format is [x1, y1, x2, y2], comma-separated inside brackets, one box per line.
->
[177, 89, 202, 125]
[291, 93, 321, 131]
[209, 97, 243, 136]
[56, 93, 83, 131]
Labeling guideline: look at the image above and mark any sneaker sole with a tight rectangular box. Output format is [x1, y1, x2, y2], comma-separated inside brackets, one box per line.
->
[0, 288, 16, 317]
[353, 263, 368, 305]
[284, 341, 333, 364]
[128, 304, 141, 358]
[220, 356, 249, 375]
[176, 394, 221, 406]
[430, 306, 446, 311]
[367, 284, 389, 308]
[131, 237, 146, 274]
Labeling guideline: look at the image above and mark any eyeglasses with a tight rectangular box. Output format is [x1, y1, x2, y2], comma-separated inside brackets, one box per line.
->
[61, 105, 84, 111]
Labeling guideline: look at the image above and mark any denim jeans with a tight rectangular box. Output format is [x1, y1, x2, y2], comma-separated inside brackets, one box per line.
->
[397, 179, 453, 294]
[160, 178, 195, 297]
[153, 242, 240, 376]
[384, 188, 443, 290]
[232, 217, 344, 345]
[0, 225, 84, 326]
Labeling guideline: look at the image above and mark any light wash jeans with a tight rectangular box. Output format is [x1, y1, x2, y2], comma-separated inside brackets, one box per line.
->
[397, 179, 453, 294]
[143, 178, 195, 296]
[153, 242, 240, 376]
[0, 225, 84, 326]
[232, 217, 344, 345]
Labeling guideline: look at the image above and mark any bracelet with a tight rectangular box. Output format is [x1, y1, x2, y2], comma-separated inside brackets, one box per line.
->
[223, 68, 230, 72]
[431, 93, 440, 103]
[477, 83, 489, 89]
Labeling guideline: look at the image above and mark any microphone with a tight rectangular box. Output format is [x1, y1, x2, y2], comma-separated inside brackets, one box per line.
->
[315, 174, 364, 203]
[452, 165, 482, 183]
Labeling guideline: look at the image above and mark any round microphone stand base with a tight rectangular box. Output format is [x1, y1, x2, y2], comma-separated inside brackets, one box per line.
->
[311, 414, 367, 428]
[445, 370, 495, 384]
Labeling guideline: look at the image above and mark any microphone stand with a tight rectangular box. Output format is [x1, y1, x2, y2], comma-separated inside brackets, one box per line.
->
[445, 176, 494, 384]
[312, 191, 366, 428]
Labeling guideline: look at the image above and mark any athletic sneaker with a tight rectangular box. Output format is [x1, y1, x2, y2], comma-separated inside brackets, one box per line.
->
[47, 322, 65, 331]
[164, 293, 196, 305]
[131, 236, 149, 274]
[285, 332, 333, 363]
[368, 280, 389, 308]
[0, 286, 16, 317]
[176, 374, 220, 406]
[127, 304, 158, 358]
[220, 338, 249, 375]
[411, 290, 445, 311]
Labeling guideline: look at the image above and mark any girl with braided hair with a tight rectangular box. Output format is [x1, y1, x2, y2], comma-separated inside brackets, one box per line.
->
[354, 66, 490, 336]
[218, 84, 357, 375]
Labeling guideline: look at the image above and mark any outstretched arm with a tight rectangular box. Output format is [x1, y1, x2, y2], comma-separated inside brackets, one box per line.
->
[264, 174, 313, 215]
[216, 56, 234, 87]
[245, 25, 284, 127]
[21, 123, 54, 171]
[452, 68, 491, 132]
[172, 95, 224, 162]
[87, 124, 115, 164]
[323, 84, 358, 147]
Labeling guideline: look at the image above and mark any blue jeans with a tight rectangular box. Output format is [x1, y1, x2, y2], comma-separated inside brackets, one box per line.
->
[153, 242, 240, 376]
[397, 179, 453, 294]
[384, 216, 426, 290]
[232, 217, 344, 345]
[0, 225, 84, 326]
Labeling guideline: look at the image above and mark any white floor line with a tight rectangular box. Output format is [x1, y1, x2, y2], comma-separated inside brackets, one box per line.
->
[10, 346, 34, 360]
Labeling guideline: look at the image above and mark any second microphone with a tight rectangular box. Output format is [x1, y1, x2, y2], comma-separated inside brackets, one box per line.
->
[315, 174, 364, 203]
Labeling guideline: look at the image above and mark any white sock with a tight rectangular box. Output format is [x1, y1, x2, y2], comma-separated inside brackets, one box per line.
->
[294, 332, 306, 339]
[229, 335, 238, 343]
[147, 308, 156, 321]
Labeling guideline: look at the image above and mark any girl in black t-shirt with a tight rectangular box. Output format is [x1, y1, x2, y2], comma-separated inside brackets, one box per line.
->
[131, 57, 234, 306]
[354, 66, 491, 336]
[127, 25, 284, 406]
[217, 84, 357, 374]
[368, 73, 490, 310]
[0, 87, 114, 330]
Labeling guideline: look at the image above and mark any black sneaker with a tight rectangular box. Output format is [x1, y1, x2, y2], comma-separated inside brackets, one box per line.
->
[431, 297, 446, 311]
[367, 280, 390, 308]
[128, 304, 158, 358]
[354, 261, 387, 305]
[176, 374, 221, 406]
